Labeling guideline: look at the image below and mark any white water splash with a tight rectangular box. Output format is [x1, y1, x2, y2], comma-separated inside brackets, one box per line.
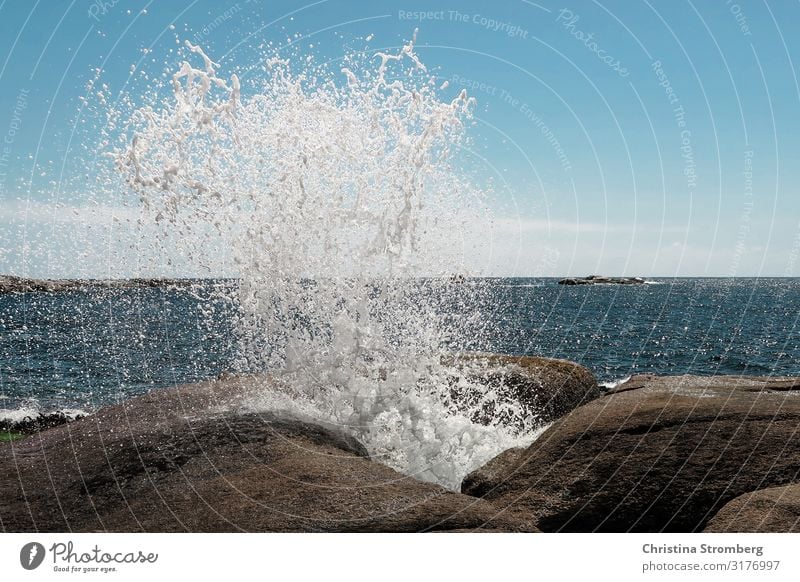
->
[599, 376, 631, 390]
[112, 34, 537, 489]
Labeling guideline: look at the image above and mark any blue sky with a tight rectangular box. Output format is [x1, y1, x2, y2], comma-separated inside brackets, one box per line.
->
[1, 0, 799, 277]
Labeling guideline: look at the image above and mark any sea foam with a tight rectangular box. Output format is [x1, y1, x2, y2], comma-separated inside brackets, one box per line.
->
[112, 33, 537, 489]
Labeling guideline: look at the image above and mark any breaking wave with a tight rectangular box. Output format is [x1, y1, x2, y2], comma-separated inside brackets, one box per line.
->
[110, 33, 537, 489]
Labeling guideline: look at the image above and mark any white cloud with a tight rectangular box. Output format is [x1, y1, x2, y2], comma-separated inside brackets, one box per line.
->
[0, 202, 782, 278]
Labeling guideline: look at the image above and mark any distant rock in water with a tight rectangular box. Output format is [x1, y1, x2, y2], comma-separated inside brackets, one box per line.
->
[558, 275, 647, 285]
[0, 274, 192, 294]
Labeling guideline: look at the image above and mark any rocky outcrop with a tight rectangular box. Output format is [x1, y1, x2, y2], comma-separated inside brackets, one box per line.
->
[462, 374, 800, 532]
[0, 376, 536, 532]
[0, 410, 86, 437]
[558, 275, 646, 285]
[462, 447, 525, 498]
[704, 484, 800, 532]
[445, 354, 601, 430]
[0, 275, 192, 294]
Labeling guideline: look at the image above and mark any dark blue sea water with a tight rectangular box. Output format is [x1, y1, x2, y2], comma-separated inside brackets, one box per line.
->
[1, 278, 799, 416]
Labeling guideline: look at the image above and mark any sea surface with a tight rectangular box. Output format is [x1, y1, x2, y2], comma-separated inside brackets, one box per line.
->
[1, 278, 798, 417]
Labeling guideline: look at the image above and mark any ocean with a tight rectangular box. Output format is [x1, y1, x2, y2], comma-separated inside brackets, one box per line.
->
[2, 277, 798, 417]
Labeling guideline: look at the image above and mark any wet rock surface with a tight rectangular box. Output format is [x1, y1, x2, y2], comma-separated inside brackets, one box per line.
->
[464, 374, 800, 532]
[446, 354, 601, 429]
[704, 483, 800, 533]
[0, 376, 536, 532]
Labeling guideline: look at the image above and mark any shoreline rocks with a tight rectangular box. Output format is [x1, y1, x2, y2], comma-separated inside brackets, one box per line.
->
[462, 447, 525, 499]
[3, 274, 656, 294]
[5, 361, 799, 532]
[0, 410, 87, 438]
[0, 275, 193, 295]
[444, 353, 600, 430]
[462, 374, 800, 532]
[704, 484, 800, 533]
[558, 275, 647, 285]
[0, 375, 537, 532]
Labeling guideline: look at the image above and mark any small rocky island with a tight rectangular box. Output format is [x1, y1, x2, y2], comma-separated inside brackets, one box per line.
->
[558, 275, 647, 285]
[0, 275, 192, 294]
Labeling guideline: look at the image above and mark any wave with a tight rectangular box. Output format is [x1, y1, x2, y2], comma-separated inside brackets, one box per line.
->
[599, 376, 632, 390]
[110, 32, 536, 489]
[0, 406, 91, 433]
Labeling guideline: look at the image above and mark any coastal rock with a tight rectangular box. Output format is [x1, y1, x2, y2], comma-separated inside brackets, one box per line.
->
[461, 447, 525, 498]
[446, 354, 601, 430]
[0, 274, 192, 294]
[0, 376, 536, 532]
[463, 374, 800, 532]
[704, 484, 800, 532]
[0, 410, 86, 436]
[558, 275, 646, 285]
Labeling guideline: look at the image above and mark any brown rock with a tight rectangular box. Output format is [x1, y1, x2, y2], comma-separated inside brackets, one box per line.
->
[445, 353, 600, 430]
[0, 376, 536, 532]
[466, 374, 800, 532]
[461, 447, 525, 498]
[704, 483, 800, 532]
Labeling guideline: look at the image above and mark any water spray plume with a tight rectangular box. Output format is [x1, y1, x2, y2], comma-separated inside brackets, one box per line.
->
[113, 33, 538, 489]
